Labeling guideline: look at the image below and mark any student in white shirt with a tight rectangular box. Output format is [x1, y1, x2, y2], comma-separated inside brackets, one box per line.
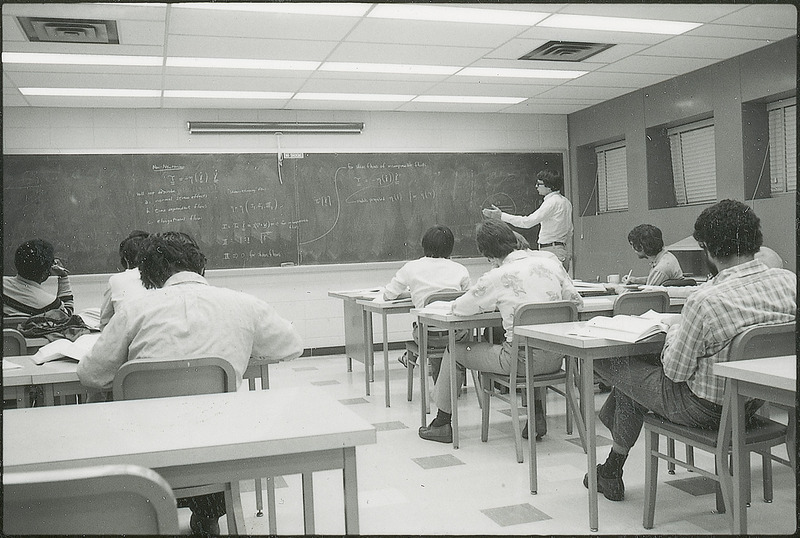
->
[98, 230, 150, 329]
[482, 169, 573, 271]
[380, 225, 471, 379]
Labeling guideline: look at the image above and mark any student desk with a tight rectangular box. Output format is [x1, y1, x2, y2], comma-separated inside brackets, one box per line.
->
[714, 355, 796, 534]
[410, 308, 503, 447]
[3, 388, 377, 535]
[514, 321, 666, 532]
[2, 355, 276, 408]
[356, 297, 413, 407]
[328, 289, 379, 380]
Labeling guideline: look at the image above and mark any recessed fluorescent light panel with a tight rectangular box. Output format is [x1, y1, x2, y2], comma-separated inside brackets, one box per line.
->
[20, 88, 160, 97]
[164, 90, 293, 99]
[538, 14, 702, 35]
[367, 4, 549, 25]
[413, 96, 526, 104]
[320, 62, 459, 75]
[2, 52, 162, 66]
[457, 67, 586, 79]
[167, 57, 319, 71]
[294, 93, 414, 102]
[175, 3, 369, 16]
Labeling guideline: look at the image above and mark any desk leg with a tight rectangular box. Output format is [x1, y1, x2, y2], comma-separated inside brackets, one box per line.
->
[420, 321, 429, 427]
[449, 328, 459, 449]
[261, 363, 270, 390]
[382, 312, 391, 407]
[266, 476, 277, 534]
[302, 472, 315, 534]
[729, 380, 747, 534]
[362, 310, 373, 396]
[224, 481, 247, 535]
[526, 343, 538, 494]
[582, 357, 599, 532]
[343, 446, 361, 535]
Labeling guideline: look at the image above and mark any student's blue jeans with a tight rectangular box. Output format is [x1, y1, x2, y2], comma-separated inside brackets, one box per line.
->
[592, 354, 723, 453]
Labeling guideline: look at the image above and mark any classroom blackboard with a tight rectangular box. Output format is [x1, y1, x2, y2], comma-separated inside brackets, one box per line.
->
[3, 152, 563, 274]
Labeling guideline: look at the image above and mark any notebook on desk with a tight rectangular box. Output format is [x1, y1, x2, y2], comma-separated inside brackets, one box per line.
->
[31, 333, 101, 365]
[569, 310, 681, 343]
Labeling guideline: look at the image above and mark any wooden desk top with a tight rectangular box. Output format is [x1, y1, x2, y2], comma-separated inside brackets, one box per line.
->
[357, 298, 413, 311]
[410, 308, 501, 324]
[713, 355, 796, 393]
[328, 289, 381, 301]
[4, 388, 377, 473]
[515, 321, 666, 351]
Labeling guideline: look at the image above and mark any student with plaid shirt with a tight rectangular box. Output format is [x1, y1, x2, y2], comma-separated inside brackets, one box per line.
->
[585, 199, 796, 502]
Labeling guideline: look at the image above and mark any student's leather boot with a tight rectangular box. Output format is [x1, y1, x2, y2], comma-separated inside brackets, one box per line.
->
[583, 449, 627, 501]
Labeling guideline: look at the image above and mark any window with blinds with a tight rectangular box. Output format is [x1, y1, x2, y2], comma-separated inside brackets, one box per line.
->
[667, 118, 717, 205]
[768, 97, 796, 194]
[595, 141, 628, 213]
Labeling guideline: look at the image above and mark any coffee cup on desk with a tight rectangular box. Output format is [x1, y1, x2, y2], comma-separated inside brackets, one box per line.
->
[607, 274, 620, 284]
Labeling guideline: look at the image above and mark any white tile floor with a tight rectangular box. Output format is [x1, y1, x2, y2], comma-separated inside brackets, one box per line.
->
[180, 352, 796, 535]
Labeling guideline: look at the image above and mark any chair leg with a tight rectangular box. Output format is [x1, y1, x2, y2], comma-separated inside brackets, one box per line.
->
[471, 369, 484, 409]
[643, 430, 658, 529]
[686, 445, 695, 470]
[714, 458, 728, 515]
[480, 375, 491, 443]
[667, 438, 676, 474]
[407, 353, 415, 402]
[255, 478, 263, 516]
[510, 385, 524, 463]
[761, 450, 773, 503]
[565, 358, 574, 435]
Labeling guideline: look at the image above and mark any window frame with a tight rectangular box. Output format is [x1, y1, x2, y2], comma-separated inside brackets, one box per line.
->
[767, 96, 796, 195]
[594, 140, 628, 213]
[667, 117, 717, 206]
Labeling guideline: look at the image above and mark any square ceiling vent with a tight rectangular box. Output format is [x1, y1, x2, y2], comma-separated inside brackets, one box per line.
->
[18, 17, 119, 44]
[520, 41, 613, 62]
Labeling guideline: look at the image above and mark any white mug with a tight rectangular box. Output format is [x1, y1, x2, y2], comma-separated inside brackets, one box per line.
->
[607, 274, 620, 284]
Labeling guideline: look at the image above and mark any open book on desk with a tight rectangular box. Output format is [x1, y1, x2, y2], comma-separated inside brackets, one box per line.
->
[570, 310, 681, 343]
[31, 333, 101, 365]
[415, 301, 456, 315]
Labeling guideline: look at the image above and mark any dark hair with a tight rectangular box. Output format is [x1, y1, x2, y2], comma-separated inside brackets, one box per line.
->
[627, 224, 664, 257]
[119, 230, 150, 269]
[537, 169, 563, 192]
[513, 231, 531, 250]
[138, 231, 207, 289]
[15, 239, 54, 281]
[421, 225, 455, 258]
[476, 220, 518, 260]
[693, 199, 763, 259]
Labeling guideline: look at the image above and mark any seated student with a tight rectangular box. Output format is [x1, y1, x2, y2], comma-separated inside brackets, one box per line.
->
[379, 225, 471, 378]
[418, 220, 583, 444]
[622, 224, 683, 286]
[586, 199, 796, 502]
[3, 239, 73, 318]
[78, 231, 304, 535]
[98, 230, 150, 329]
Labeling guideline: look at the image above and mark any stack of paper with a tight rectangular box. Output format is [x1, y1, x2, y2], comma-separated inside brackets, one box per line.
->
[571, 311, 680, 343]
[31, 333, 102, 365]
[416, 301, 455, 315]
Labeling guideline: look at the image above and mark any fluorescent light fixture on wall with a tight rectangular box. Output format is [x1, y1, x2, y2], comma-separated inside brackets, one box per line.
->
[3, 52, 162, 66]
[456, 67, 587, 79]
[19, 87, 160, 97]
[367, 4, 549, 25]
[187, 121, 365, 134]
[538, 14, 702, 35]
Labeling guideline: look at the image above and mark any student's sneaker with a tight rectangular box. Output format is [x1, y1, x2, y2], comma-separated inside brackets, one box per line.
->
[418, 423, 453, 443]
[398, 351, 417, 368]
[583, 464, 625, 501]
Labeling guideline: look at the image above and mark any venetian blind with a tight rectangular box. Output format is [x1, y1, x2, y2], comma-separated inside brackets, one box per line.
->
[595, 141, 628, 212]
[768, 97, 796, 194]
[668, 118, 717, 205]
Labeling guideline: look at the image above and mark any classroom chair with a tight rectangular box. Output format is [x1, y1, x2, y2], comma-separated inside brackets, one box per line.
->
[405, 290, 466, 404]
[479, 301, 579, 463]
[2, 315, 28, 330]
[3, 328, 27, 355]
[661, 278, 697, 287]
[112, 357, 265, 534]
[612, 290, 670, 316]
[642, 321, 794, 530]
[3, 464, 179, 535]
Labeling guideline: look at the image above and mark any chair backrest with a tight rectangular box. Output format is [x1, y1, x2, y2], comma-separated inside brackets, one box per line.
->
[3, 328, 27, 356]
[423, 290, 466, 307]
[509, 301, 579, 379]
[613, 290, 670, 316]
[3, 464, 179, 535]
[661, 278, 697, 287]
[728, 321, 796, 362]
[112, 357, 237, 401]
[2, 315, 28, 329]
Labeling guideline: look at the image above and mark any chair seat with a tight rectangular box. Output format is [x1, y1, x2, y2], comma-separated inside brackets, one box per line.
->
[643, 413, 787, 448]
[486, 368, 567, 386]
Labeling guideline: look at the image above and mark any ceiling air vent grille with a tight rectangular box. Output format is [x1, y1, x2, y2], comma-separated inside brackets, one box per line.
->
[18, 17, 119, 44]
[520, 41, 613, 62]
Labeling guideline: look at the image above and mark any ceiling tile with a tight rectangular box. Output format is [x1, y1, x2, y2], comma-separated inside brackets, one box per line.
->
[599, 55, 716, 75]
[536, 85, 633, 101]
[565, 71, 673, 89]
[347, 18, 526, 48]
[643, 35, 778, 59]
[166, 35, 337, 60]
[328, 41, 488, 66]
[710, 4, 797, 29]
[688, 24, 796, 41]
[164, 75, 307, 92]
[556, 3, 747, 22]
[163, 97, 293, 109]
[7, 71, 164, 89]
